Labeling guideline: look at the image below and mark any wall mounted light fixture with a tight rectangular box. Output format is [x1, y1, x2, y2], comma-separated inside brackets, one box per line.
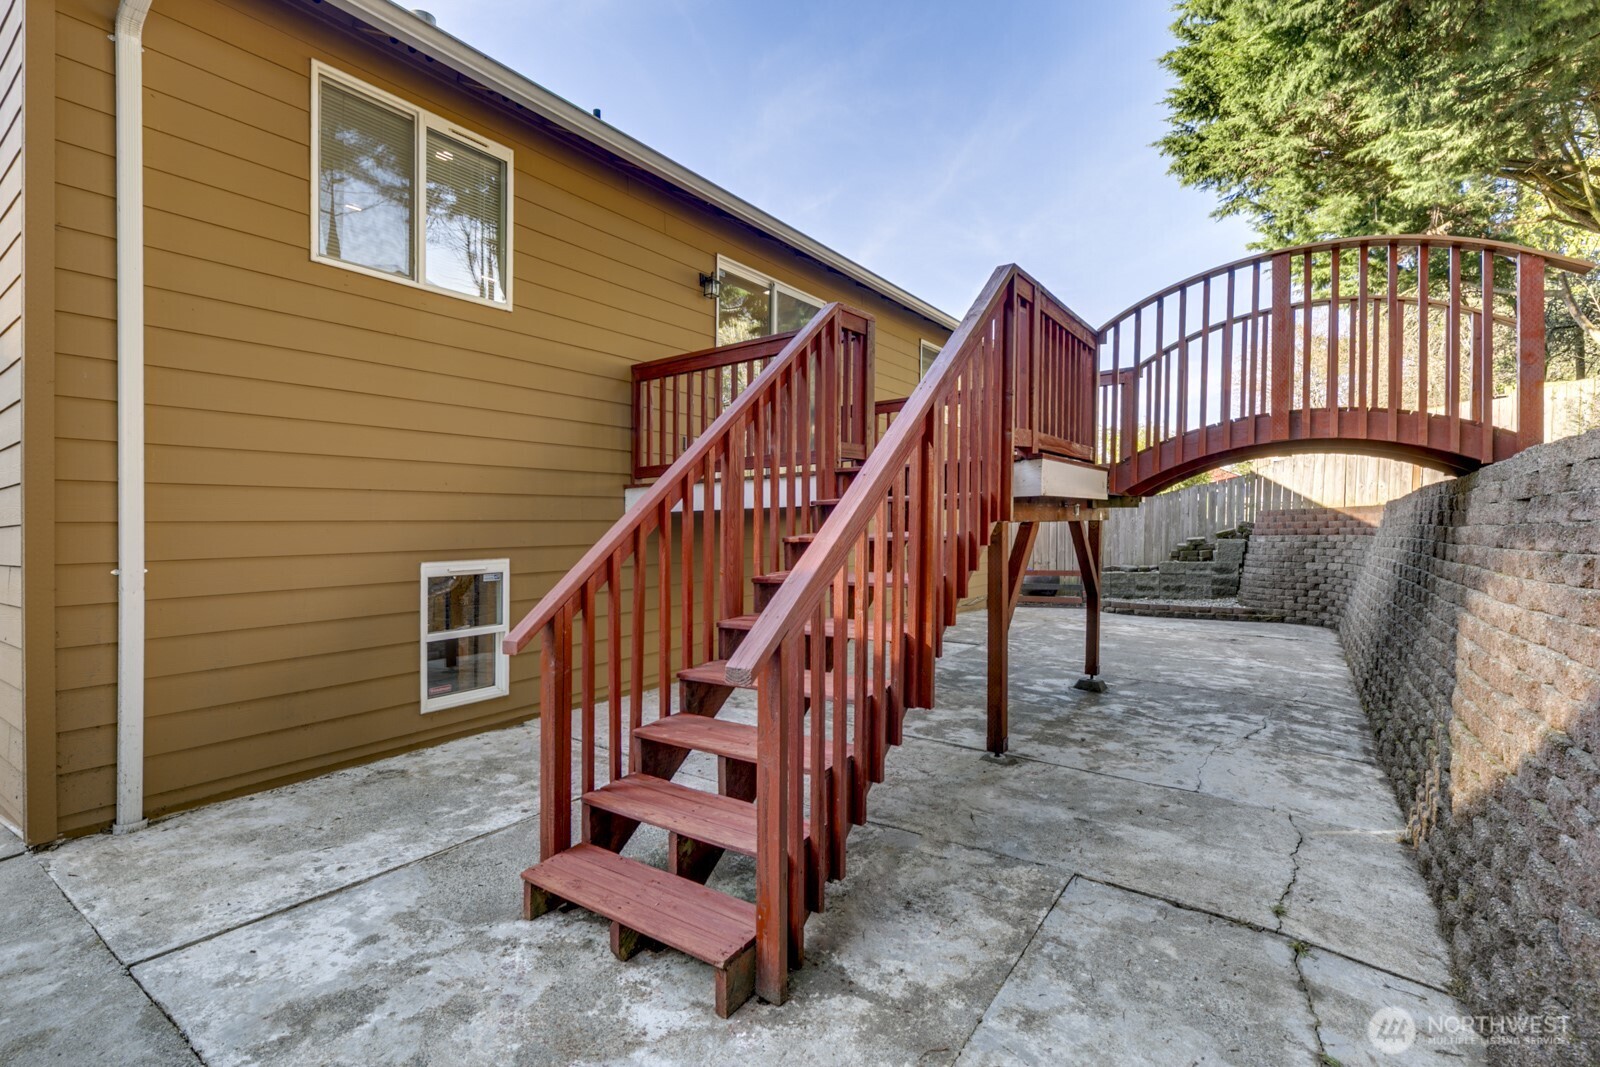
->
[699, 272, 721, 299]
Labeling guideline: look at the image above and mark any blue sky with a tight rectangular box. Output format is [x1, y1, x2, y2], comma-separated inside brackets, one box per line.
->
[419, 0, 1257, 326]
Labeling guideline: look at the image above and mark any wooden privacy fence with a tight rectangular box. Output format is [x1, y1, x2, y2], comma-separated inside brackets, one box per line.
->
[1033, 453, 1450, 570]
[1095, 236, 1595, 496]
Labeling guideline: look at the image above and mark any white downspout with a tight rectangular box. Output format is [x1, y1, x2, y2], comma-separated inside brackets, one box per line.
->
[113, 0, 153, 834]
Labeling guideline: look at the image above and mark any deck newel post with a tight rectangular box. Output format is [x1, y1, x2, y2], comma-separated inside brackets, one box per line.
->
[539, 617, 572, 861]
[986, 522, 1009, 755]
[1516, 253, 1547, 451]
[754, 650, 791, 1005]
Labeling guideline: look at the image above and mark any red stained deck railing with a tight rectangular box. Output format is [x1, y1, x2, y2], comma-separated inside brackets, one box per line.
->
[722, 264, 1094, 1002]
[632, 325, 874, 480]
[505, 304, 875, 865]
[1095, 236, 1596, 497]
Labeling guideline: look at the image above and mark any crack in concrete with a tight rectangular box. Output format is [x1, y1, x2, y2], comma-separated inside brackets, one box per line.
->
[1193, 714, 1272, 793]
[1290, 941, 1331, 1065]
[1275, 813, 1306, 934]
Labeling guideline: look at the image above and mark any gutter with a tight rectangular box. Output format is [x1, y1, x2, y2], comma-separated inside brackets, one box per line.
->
[313, 0, 960, 333]
[113, 0, 154, 834]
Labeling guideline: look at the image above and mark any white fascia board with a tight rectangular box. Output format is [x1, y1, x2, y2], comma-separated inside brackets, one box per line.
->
[312, 0, 959, 332]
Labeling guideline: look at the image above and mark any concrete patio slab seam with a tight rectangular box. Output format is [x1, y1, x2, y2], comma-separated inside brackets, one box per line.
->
[111, 811, 544, 971]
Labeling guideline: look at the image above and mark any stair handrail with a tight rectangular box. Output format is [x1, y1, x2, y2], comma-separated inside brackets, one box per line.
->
[505, 303, 869, 654]
[724, 264, 1101, 1005]
[724, 264, 1017, 685]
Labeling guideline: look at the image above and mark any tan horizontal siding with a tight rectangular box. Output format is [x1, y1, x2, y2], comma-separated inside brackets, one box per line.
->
[49, 0, 949, 835]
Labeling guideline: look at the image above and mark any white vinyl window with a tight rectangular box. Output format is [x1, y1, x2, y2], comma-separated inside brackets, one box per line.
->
[715, 255, 824, 345]
[919, 340, 943, 378]
[312, 61, 513, 308]
[420, 559, 510, 713]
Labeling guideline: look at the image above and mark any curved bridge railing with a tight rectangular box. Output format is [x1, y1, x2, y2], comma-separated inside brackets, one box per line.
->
[1095, 236, 1596, 497]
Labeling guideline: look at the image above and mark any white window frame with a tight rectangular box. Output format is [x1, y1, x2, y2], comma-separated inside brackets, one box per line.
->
[420, 558, 511, 714]
[714, 254, 824, 343]
[919, 339, 943, 378]
[310, 60, 515, 310]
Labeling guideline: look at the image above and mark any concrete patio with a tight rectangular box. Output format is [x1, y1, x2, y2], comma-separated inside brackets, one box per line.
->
[0, 611, 1484, 1065]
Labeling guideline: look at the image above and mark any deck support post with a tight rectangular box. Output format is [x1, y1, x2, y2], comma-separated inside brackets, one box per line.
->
[986, 522, 1039, 755]
[1069, 520, 1104, 691]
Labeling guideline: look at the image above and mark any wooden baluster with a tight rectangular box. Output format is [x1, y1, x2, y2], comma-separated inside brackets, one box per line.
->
[1479, 250, 1496, 462]
[1270, 253, 1293, 442]
[1448, 245, 1463, 452]
[852, 528, 869, 821]
[702, 447, 716, 662]
[1328, 248, 1341, 427]
[723, 432, 746, 621]
[829, 565, 849, 876]
[871, 500, 889, 779]
[808, 597, 828, 909]
[658, 499, 672, 719]
[1517, 253, 1546, 451]
[1357, 245, 1369, 437]
[681, 458, 695, 670]
[1221, 269, 1234, 447]
[754, 396, 768, 576]
[1176, 286, 1189, 464]
[1417, 244, 1431, 442]
[1301, 252, 1313, 415]
[1387, 242, 1402, 439]
[1132, 311, 1142, 462]
[1250, 262, 1263, 430]
[1154, 297, 1166, 450]
[581, 580, 595, 795]
[1199, 278, 1210, 447]
[608, 554, 622, 783]
[629, 529, 645, 770]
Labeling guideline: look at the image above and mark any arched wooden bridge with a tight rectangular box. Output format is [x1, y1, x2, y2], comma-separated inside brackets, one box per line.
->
[1094, 236, 1595, 497]
[505, 235, 1592, 1016]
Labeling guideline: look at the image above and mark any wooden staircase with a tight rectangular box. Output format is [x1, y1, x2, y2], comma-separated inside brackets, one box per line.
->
[503, 268, 1101, 1015]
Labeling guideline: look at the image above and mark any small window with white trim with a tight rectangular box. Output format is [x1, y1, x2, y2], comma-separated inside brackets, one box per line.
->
[420, 559, 510, 713]
[312, 61, 513, 307]
[715, 255, 824, 344]
[919, 340, 942, 378]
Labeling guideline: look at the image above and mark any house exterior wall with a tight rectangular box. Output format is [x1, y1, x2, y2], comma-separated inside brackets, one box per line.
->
[43, 0, 947, 838]
[0, 0, 23, 832]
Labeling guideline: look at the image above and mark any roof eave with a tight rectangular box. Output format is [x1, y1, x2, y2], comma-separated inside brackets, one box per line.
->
[313, 0, 961, 331]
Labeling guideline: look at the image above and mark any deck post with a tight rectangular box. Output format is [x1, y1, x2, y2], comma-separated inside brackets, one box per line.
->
[986, 523, 1010, 754]
[1069, 520, 1104, 690]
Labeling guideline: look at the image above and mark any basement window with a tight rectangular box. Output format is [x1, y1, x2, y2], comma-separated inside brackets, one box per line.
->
[312, 61, 513, 308]
[420, 560, 510, 713]
[715, 256, 823, 344]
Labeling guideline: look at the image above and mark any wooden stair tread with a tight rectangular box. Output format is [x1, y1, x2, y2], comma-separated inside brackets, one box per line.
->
[521, 844, 754, 968]
[719, 613, 860, 639]
[633, 713, 850, 771]
[678, 660, 868, 702]
[584, 773, 760, 856]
